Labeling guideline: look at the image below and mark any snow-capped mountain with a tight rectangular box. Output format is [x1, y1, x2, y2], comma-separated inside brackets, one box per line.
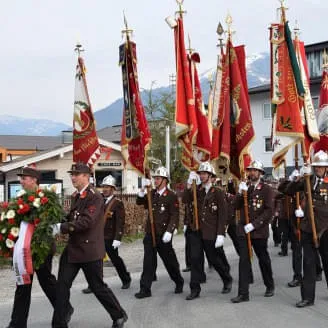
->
[0, 115, 70, 136]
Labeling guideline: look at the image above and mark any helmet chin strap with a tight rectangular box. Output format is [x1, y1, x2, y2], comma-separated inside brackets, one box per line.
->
[202, 173, 211, 186]
[156, 177, 165, 190]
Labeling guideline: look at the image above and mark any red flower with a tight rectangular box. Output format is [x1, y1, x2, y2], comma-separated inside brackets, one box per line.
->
[17, 203, 30, 215]
[8, 233, 16, 241]
[17, 198, 24, 205]
[41, 197, 49, 205]
[28, 195, 35, 202]
[34, 218, 41, 226]
[8, 218, 16, 225]
[1, 201, 9, 209]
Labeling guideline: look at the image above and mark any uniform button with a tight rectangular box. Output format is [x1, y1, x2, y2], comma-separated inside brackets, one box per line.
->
[85, 240, 89, 243]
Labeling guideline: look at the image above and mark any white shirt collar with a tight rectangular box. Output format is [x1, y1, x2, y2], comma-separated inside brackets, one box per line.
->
[79, 184, 89, 194]
[156, 186, 166, 196]
[105, 195, 114, 204]
[204, 182, 212, 194]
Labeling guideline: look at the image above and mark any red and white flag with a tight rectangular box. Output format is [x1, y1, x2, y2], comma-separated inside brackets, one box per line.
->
[73, 56, 100, 166]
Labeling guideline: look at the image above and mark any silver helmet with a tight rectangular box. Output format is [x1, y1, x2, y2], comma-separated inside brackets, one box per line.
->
[197, 161, 214, 176]
[101, 175, 116, 189]
[153, 166, 170, 181]
[247, 160, 265, 174]
[311, 150, 328, 167]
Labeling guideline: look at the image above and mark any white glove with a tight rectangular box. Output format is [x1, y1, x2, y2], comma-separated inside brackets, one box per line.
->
[244, 223, 255, 234]
[187, 171, 200, 186]
[295, 207, 304, 218]
[51, 223, 61, 236]
[183, 225, 187, 234]
[112, 240, 121, 249]
[141, 178, 151, 189]
[288, 169, 300, 181]
[162, 231, 172, 243]
[215, 235, 225, 248]
[238, 181, 248, 193]
[302, 165, 312, 175]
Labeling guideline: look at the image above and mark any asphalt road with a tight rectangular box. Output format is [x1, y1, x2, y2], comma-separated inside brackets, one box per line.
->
[1, 235, 328, 328]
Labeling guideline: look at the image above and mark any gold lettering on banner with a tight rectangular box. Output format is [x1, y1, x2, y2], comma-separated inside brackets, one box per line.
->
[236, 122, 252, 143]
[287, 69, 297, 103]
[80, 136, 98, 152]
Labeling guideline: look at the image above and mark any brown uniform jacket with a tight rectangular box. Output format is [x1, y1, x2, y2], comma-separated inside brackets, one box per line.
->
[136, 188, 179, 235]
[183, 185, 227, 240]
[103, 196, 125, 241]
[286, 175, 328, 237]
[61, 185, 105, 263]
[234, 182, 273, 239]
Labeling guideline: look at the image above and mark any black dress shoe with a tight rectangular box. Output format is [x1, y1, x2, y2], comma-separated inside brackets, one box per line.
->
[264, 288, 275, 297]
[121, 280, 131, 289]
[221, 280, 232, 294]
[112, 310, 128, 328]
[135, 290, 151, 299]
[287, 279, 301, 287]
[278, 251, 287, 256]
[175, 281, 184, 294]
[182, 267, 191, 272]
[316, 273, 322, 282]
[231, 295, 249, 303]
[82, 287, 92, 294]
[186, 290, 200, 300]
[296, 300, 314, 308]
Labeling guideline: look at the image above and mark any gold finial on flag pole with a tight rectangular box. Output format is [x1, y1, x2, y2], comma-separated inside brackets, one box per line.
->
[225, 13, 235, 40]
[278, 0, 288, 23]
[293, 20, 300, 40]
[323, 49, 328, 69]
[176, 0, 186, 18]
[122, 11, 133, 39]
[74, 42, 84, 56]
[187, 34, 194, 54]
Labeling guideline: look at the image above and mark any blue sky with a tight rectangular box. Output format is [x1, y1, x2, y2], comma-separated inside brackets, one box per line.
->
[0, 0, 327, 124]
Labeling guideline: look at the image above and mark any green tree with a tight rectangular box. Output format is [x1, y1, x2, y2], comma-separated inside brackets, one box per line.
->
[143, 85, 188, 188]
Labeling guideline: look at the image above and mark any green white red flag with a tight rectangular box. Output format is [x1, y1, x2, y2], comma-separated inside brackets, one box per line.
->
[73, 56, 100, 166]
[270, 22, 305, 168]
[119, 39, 151, 176]
[294, 38, 319, 160]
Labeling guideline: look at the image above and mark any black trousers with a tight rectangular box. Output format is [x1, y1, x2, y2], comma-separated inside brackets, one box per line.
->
[279, 218, 290, 254]
[271, 216, 281, 245]
[52, 248, 125, 328]
[184, 227, 192, 268]
[105, 239, 131, 284]
[140, 233, 184, 292]
[238, 237, 274, 296]
[8, 253, 57, 328]
[301, 230, 328, 302]
[290, 226, 302, 281]
[188, 231, 206, 292]
[227, 224, 240, 256]
[188, 232, 231, 292]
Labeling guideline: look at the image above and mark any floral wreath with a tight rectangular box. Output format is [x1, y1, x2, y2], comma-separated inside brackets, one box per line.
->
[0, 187, 64, 269]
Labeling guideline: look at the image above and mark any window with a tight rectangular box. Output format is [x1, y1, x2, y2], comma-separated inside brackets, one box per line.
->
[263, 103, 272, 119]
[265, 137, 273, 152]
